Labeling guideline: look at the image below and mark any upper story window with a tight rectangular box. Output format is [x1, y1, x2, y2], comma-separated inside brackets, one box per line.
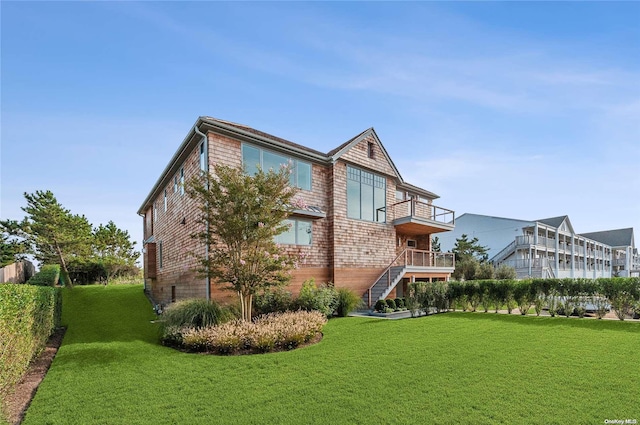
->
[153, 202, 157, 223]
[367, 142, 375, 159]
[180, 167, 185, 196]
[275, 218, 312, 246]
[174, 176, 178, 193]
[199, 142, 206, 172]
[164, 189, 167, 212]
[242, 143, 312, 191]
[347, 165, 386, 223]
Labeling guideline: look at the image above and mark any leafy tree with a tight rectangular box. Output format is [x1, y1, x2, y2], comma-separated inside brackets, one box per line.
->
[452, 234, 488, 262]
[476, 262, 494, 280]
[93, 221, 140, 283]
[187, 164, 298, 321]
[495, 263, 517, 280]
[1, 191, 93, 287]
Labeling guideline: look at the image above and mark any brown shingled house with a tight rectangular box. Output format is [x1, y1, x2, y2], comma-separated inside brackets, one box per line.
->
[137, 117, 456, 308]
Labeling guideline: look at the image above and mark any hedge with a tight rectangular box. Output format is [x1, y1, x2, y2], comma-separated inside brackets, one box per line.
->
[27, 264, 61, 287]
[406, 277, 640, 320]
[0, 284, 62, 398]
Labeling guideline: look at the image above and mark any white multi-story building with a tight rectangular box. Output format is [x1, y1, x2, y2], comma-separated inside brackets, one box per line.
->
[438, 213, 639, 279]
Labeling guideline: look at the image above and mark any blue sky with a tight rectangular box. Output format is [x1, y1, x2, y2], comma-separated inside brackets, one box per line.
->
[2, 1, 639, 257]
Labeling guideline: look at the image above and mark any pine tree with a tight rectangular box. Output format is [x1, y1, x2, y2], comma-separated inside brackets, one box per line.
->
[17, 190, 92, 287]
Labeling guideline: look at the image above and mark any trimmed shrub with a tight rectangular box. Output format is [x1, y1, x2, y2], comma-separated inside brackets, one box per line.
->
[464, 281, 481, 312]
[394, 298, 405, 309]
[27, 264, 60, 287]
[480, 280, 494, 313]
[405, 282, 425, 317]
[335, 288, 361, 317]
[0, 284, 60, 399]
[431, 281, 449, 313]
[513, 280, 533, 316]
[591, 294, 608, 319]
[295, 279, 337, 318]
[547, 290, 560, 317]
[253, 287, 294, 315]
[160, 299, 235, 345]
[374, 299, 387, 313]
[448, 281, 464, 311]
[385, 298, 396, 311]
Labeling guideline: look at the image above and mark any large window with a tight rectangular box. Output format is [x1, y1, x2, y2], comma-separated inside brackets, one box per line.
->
[347, 165, 386, 222]
[275, 219, 312, 246]
[242, 143, 312, 190]
[199, 142, 206, 172]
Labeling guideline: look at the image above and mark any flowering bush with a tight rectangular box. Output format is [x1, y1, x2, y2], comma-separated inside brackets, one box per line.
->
[181, 311, 327, 354]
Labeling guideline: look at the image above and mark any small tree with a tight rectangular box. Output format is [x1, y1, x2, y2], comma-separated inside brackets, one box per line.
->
[452, 235, 489, 280]
[93, 221, 140, 283]
[495, 263, 517, 280]
[187, 164, 298, 321]
[452, 234, 488, 263]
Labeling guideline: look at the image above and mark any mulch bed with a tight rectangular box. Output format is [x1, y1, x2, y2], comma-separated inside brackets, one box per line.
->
[3, 327, 66, 425]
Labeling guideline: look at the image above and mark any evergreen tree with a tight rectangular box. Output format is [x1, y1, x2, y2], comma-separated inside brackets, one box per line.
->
[93, 221, 140, 283]
[2, 190, 92, 287]
[431, 236, 441, 252]
[452, 234, 488, 262]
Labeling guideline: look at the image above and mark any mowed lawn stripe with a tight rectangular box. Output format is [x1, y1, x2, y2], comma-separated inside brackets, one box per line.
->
[23, 285, 640, 424]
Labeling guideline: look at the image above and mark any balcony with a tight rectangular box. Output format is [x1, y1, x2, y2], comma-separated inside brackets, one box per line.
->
[389, 200, 455, 235]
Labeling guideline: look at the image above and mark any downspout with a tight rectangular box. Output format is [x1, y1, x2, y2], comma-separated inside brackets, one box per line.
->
[194, 125, 211, 301]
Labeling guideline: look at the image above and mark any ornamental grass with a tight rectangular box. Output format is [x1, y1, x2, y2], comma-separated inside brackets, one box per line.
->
[181, 310, 326, 354]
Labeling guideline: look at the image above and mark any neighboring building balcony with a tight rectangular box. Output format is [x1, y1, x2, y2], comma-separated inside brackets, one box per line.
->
[613, 258, 626, 267]
[388, 200, 455, 235]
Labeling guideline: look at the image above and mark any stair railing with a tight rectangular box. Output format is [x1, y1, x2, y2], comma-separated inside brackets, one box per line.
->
[366, 249, 408, 308]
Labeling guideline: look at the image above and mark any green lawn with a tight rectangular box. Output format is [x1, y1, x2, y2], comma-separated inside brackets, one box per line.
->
[23, 285, 639, 424]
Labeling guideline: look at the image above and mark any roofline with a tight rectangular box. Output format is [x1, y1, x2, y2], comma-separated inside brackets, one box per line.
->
[396, 181, 439, 200]
[329, 128, 404, 182]
[200, 117, 329, 162]
[137, 118, 204, 215]
[137, 117, 334, 216]
[138, 118, 442, 216]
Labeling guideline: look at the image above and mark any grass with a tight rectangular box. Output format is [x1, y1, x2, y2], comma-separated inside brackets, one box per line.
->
[22, 285, 640, 424]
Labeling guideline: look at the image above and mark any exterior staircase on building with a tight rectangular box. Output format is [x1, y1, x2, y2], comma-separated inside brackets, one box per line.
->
[362, 248, 456, 309]
[490, 240, 517, 264]
[363, 266, 406, 309]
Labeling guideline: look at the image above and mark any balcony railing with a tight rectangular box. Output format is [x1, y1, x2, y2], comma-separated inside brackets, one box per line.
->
[388, 200, 455, 232]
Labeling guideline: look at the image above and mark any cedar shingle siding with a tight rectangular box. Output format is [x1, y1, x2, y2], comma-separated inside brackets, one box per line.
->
[138, 117, 454, 305]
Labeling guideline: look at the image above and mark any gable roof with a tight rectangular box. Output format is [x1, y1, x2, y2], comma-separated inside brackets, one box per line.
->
[536, 215, 568, 228]
[327, 127, 403, 181]
[138, 116, 441, 214]
[580, 228, 635, 248]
